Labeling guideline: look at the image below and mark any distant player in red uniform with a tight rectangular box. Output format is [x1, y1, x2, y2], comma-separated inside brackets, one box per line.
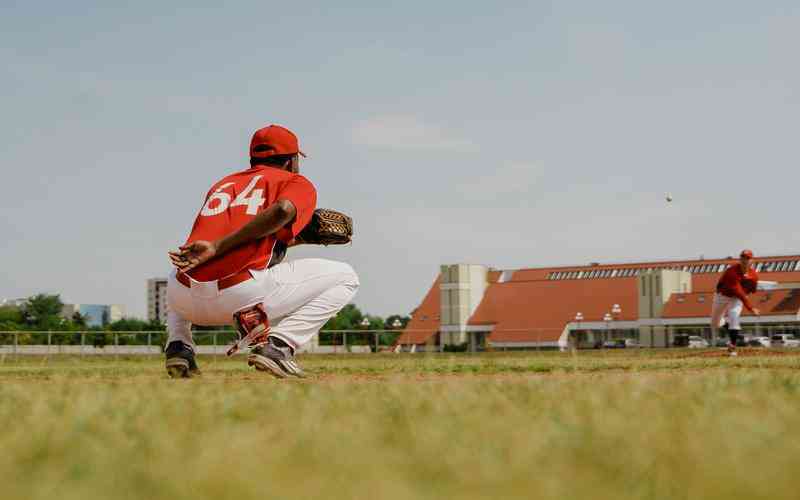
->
[165, 125, 359, 378]
[711, 249, 760, 356]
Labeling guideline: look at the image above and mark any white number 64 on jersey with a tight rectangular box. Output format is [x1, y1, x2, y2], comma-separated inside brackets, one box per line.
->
[200, 176, 265, 217]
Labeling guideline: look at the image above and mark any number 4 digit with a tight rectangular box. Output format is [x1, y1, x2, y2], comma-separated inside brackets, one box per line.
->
[231, 175, 266, 215]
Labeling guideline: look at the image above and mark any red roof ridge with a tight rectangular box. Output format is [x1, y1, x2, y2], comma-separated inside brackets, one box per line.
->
[509, 253, 800, 272]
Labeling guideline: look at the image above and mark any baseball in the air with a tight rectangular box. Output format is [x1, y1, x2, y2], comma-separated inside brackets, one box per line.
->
[666, 193, 673, 202]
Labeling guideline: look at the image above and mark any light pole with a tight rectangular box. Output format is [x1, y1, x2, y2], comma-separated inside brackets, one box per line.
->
[611, 304, 622, 344]
[574, 312, 584, 349]
[603, 313, 612, 347]
[354, 317, 368, 351]
[384, 318, 403, 353]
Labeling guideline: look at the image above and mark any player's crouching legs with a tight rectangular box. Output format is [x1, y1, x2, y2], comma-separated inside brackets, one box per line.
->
[248, 259, 359, 378]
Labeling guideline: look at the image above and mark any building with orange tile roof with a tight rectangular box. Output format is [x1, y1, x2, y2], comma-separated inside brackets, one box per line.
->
[397, 255, 800, 351]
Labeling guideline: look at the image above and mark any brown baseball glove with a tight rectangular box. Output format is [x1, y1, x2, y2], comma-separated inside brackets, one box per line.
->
[295, 208, 353, 246]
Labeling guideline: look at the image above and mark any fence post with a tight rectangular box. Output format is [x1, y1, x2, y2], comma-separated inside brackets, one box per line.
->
[375, 331, 379, 353]
[47, 331, 51, 355]
[343, 332, 347, 353]
[13, 332, 18, 356]
[81, 332, 85, 357]
[147, 332, 152, 353]
[213, 332, 218, 357]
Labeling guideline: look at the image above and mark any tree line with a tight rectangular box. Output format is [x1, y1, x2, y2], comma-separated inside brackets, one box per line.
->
[0, 294, 409, 348]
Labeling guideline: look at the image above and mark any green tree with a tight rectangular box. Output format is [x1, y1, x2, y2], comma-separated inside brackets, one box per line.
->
[106, 317, 166, 345]
[383, 314, 410, 330]
[71, 312, 87, 328]
[323, 304, 364, 330]
[0, 305, 23, 330]
[21, 294, 66, 332]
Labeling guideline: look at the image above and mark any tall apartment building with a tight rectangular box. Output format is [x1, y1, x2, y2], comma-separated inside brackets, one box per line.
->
[147, 278, 169, 324]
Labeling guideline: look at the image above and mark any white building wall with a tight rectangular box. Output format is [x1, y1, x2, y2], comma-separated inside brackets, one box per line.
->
[439, 264, 489, 347]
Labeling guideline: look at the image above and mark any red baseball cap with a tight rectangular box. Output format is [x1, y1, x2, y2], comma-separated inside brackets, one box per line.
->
[249, 125, 306, 159]
[740, 249, 754, 259]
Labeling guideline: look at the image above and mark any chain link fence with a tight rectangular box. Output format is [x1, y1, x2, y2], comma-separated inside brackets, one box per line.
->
[0, 330, 405, 355]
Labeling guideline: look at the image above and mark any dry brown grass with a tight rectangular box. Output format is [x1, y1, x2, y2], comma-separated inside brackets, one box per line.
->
[1, 350, 800, 499]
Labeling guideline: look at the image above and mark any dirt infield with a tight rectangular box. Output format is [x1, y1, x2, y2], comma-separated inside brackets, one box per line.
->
[672, 348, 800, 358]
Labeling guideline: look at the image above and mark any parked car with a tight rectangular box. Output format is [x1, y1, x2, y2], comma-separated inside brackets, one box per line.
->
[771, 334, 800, 348]
[748, 336, 771, 348]
[714, 337, 731, 348]
[673, 334, 690, 347]
[602, 340, 620, 349]
[716, 336, 753, 347]
[687, 336, 709, 348]
[622, 339, 639, 348]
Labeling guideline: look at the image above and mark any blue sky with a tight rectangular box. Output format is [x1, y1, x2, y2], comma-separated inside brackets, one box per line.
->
[1, 1, 798, 318]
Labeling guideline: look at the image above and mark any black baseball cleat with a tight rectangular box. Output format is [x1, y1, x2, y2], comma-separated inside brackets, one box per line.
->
[165, 341, 201, 378]
[247, 337, 306, 379]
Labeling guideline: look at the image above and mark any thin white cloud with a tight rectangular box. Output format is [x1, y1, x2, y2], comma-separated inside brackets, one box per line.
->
[456, 163, 542, 200]
[351, 115, 477, 152]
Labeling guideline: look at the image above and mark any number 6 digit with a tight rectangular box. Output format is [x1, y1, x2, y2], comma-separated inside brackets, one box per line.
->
[200, 182, 235, 216]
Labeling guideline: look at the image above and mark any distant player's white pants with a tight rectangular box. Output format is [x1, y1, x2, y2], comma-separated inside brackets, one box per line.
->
[710, 293, 743, 332]
[166, 258, 359, 352]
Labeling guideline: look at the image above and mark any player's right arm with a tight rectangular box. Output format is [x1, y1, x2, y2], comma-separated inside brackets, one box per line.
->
[169, 200, 296, 272]
[169, 174, 316, 272]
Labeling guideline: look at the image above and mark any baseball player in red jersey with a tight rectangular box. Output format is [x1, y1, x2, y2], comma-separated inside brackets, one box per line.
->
[711, 249, 760, 356]
[164, 125, 359, 378]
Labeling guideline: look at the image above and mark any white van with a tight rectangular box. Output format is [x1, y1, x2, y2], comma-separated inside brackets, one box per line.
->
[771, 334, 800, 348]
[687, 336, 709, 348]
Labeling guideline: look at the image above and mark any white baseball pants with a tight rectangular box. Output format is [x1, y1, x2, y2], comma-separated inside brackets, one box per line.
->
[710, 293, 744, 331]
[166, 258, 359, 352]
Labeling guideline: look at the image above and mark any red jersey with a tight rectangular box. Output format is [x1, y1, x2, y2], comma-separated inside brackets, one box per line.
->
[184, 166, 316, 281]
[716, 264, 759, 312]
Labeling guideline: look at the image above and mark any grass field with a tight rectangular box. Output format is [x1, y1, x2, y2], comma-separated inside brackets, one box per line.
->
[2, 349, 800, 500]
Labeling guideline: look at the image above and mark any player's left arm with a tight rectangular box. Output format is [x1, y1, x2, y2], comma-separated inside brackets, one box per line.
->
[272, 175, 317, 248]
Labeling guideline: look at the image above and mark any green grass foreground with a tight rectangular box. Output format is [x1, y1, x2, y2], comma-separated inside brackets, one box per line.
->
[1, 350, 800, 500]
